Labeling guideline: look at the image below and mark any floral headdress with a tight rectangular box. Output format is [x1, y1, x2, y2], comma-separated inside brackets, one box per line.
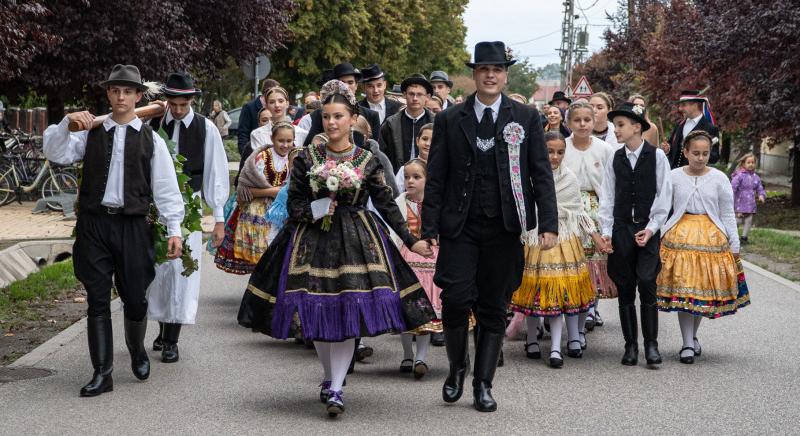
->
[320, 79, 357, 107]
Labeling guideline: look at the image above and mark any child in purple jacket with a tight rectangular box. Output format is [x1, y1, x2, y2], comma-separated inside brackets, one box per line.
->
[730, 153, 766, 243]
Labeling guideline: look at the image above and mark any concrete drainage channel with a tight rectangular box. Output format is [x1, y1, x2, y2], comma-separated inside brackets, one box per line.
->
[0, 239, 74, 288]
[0, 367, 55, 383]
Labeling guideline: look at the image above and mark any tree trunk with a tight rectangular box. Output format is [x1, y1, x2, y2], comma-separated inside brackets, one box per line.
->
[792, 135, 800, 207]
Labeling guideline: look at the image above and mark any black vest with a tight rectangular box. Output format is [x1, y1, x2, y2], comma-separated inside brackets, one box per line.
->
[612, 143, 657, 223]
[158, 114, 206, 191]
[80, 124, 154, 215]
[469, 116, 502, 218]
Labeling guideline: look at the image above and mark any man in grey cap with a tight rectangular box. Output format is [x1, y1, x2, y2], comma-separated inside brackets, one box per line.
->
[430, 71, 456, 110]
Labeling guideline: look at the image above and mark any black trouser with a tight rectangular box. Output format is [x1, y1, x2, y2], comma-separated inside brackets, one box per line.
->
[435, 215, 524, 334]
[73, 212, 155, 321]
[607, 221, 661, 306]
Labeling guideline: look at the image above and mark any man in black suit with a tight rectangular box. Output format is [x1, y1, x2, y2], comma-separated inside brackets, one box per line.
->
[422, 41, 558, 413]
[359, 64, 401, 124]
[302, 62, 382, 148]
[664, 90, 720, 168]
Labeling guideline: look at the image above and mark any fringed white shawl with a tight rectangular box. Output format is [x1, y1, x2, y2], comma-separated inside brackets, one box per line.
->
[525, 166, 596, 246]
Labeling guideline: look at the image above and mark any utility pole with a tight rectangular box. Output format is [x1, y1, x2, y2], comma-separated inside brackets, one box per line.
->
[558, 0, 575, 91]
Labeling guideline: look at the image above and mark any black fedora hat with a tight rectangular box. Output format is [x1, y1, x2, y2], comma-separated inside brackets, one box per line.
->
[548, 91, 571, 105]
[162, 72, 202, 97]
[359, 64, 385, 83]
[316, 69, 335, 87]
[401, 73, 433, 95]
[333, 62, 362, 81]
[677, 89, 708, 103]
[465, 41, 516, 68]
[429, 70, 453, 88]
[387, 84, 402, 96]
[608, 101, 651, 132]
[99, 64, 148, 91]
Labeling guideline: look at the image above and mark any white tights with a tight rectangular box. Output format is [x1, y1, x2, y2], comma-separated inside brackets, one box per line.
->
[677, 312, 702, 357]
[400, 333, 430, 362]
[738, 214, 754, 238]
[314, 338, 354, 392]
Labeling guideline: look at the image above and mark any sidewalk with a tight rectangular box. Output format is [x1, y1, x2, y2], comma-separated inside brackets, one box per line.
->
[0, 202, 75, 240]
[1, 253, 798, 434]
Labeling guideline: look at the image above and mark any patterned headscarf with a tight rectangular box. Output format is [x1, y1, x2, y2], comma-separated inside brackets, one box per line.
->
[319, 80, 357, 107]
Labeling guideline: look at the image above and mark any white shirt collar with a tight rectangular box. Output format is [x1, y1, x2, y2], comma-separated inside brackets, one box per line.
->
[165, 107, 195, 127]
[473, 94, 501, 120]
[103, 115, 142, 132]
[625, 139, 646, 158]
[404, 109, 425, 122]
[368, 98, 385, 110]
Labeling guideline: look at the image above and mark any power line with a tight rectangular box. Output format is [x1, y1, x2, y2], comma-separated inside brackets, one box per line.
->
[509, 29, 561, 46]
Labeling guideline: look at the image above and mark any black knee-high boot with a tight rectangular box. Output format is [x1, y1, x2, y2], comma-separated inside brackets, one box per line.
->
[80, 316, 114, 397]
[161, 323, 182, 363]
[641, 304, 662, 366]
[472, 329, 503, 412]
[443, 326, 470, 403]
[153, 321, 164, 351]
[619, 305, 638, 366]
[124, 317, 150, 379]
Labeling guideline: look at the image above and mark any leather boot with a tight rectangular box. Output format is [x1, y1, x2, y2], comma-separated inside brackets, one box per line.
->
[161, 323, 182, 363]
[442, 326, 470, 403]
[153, 322, 164, 351]
[474, 326, 503, 367]
[124, 317, 150, 380]
[80, 316, 114, 397]
[619, 305, 638, 366]
[641, 304, 662, 366]
[472, 329, 503, 412]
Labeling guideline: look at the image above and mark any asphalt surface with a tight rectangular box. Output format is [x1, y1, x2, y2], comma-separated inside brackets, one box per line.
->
[2, 253, 798, 435]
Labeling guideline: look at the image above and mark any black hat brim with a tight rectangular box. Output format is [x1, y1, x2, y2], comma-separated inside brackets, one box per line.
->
[401, 78, 433, 96]
[100, 79, 148, 92]
[607, 110, 651, 132]
[548, 97, 572, 105]
[465, 60, 516, 69]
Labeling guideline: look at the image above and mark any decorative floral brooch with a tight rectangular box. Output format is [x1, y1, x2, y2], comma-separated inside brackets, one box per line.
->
[503, 122, 525, 147]
[632, 105, 644, 116]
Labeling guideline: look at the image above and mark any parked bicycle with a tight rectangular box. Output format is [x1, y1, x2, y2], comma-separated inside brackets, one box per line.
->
[0, 151, 78, 211]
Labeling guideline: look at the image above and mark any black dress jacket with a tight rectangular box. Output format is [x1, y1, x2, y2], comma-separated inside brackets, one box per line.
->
[422, 93, 558, 239]
[359, 97, 402, 122]
[666, 116, 720, 168]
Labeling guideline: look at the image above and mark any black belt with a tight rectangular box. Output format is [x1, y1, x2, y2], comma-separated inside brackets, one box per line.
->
[104, 206, 124, 215]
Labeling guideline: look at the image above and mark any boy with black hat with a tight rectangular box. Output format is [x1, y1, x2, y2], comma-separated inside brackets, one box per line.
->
[663, 90, 720, 168]
[301, 62, 381, 148]
[379, 73, 435, 170]
[430, 71, 456, 110]
[423, 41, 558, 412]
[43, 64, 185, 397]
[147, 72, 230, 363]
[359, 64, 401, 123]
[598, 101, 673, 368]
[549, 91, 572, 110]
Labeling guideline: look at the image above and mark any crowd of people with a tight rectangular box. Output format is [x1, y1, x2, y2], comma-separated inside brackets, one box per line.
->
[42, 40, 761, 419]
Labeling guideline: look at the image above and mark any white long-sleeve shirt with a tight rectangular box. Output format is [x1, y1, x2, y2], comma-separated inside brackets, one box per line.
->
[163, 108, 230, 222]
[598, 140, 672, 237]
[43, 116, 184, 237]
[563, 135, 614, 196]
[662, 167, 740, 253]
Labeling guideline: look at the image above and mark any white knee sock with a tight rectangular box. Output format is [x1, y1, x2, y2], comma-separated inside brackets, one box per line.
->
[565, 314, 580, 350]
[314, 341, 332, 381]
[525, 316, 540, 344]
[677, 312, 695, 357]
[549, 316, 563, 353]
[400, 333, 414, 360]
[742, 215, 753, 237]
[416, 334, 430, 362]
[330, 339, 355, 392]
[578, 311, 588, 335]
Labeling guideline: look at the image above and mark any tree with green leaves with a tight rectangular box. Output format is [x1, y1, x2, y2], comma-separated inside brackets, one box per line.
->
[506, 59, 539, 99]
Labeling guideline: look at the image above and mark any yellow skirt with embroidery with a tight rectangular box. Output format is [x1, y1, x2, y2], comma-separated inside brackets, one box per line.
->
[656, 214, 750, 318]
[510, 235, 595, 317]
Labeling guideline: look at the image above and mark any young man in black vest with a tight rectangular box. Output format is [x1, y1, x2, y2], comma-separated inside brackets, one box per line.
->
[423, 41, 558, 412]
[359, 64, 401, 124]
[43, 64, 184, 397]
[379, 73, 435, 171]
[598, 102, 673, 368]
[147, 72, 230, 363]
[663, 90, 720, 168]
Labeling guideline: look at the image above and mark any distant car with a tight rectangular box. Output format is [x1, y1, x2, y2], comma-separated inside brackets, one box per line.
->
[227, 107, 241, 139]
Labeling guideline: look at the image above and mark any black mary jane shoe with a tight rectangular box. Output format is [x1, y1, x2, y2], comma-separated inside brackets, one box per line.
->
[566, 340, 583, 358]
[679, 347, 695, 364]
[400, 358, 414, 373]
[693, 337, 702, 357]
[413, 360, 429, 380]
[326, 391, 345, 417]
[585, 313, 596, 332]
[524, 342, 541, 359]
[594, 309, 604, 327]
[548, 350, 564, 368]
[579, 331, 587, 350]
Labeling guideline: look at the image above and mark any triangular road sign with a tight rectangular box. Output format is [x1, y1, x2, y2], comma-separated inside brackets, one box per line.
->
[573, 76, 593, 97]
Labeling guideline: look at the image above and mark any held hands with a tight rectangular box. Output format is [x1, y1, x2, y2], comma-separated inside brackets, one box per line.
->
[211, 222, 225, 248]
[538, 232, 557, 250]
[634, 229, 653, 247]
[66, 111, 96, 131]
[167, 236, 183, 260]
[411, 240, 434, 258]
[592, 233, 612, 254]
[660, 141, 671, 154]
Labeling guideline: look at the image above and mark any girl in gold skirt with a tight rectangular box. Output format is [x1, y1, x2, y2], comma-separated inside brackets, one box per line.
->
[510, 132, 608, 367]
[657, 131, 749, 364]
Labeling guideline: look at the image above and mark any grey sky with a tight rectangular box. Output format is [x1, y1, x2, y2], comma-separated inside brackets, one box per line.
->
[464, 0, 617, 68]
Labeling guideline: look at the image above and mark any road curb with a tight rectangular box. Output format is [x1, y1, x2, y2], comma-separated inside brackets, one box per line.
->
[742, 259, 800, 294]
[9, 298, 121, 368]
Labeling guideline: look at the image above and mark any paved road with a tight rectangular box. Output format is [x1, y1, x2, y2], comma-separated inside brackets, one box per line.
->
[2, 253, 798, 435]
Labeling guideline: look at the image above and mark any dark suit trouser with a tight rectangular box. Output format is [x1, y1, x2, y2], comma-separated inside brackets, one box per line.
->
[73, 213, 155, 321]
[435, 215, 524, 334]
[606, 221, 661, 306]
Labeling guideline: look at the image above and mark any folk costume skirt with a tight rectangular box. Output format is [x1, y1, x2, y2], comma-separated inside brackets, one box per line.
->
[237, 206, 436, 342]
[214, 199, 273, 275]
[510, 235, 596, 317]
[581, 190, 618, 298]
[656, 214, 750, 318]
[399, 245, 444, 334]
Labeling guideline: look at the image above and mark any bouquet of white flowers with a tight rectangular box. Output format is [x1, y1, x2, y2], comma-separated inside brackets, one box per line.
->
[308, 160, 363, 231]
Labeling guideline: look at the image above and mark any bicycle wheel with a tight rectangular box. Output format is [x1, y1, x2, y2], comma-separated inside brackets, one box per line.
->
[0, 167, 16, 206]
[41, 171, 79, 211]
